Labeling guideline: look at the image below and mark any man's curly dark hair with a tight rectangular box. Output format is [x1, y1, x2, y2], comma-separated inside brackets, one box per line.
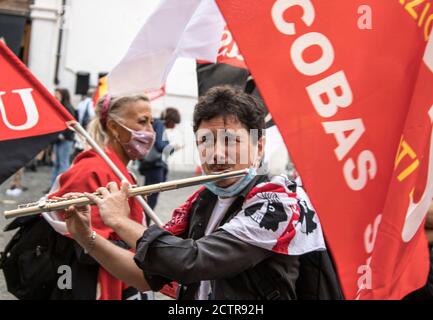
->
[193, 85, 266, 139]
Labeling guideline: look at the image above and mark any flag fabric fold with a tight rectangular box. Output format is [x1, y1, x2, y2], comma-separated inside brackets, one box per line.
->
[0, 41, 76, 184]
[108, 0, 225, 94]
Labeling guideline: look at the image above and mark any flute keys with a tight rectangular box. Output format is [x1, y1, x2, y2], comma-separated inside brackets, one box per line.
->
[18, 201, 40, 209]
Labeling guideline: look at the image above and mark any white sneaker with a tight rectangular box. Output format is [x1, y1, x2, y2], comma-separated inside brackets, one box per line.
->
[6, 187, 22, 197]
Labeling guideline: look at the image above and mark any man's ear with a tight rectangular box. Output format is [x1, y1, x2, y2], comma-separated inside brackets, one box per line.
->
[252, 134, 265, 167]
[257, 135, 265, 160]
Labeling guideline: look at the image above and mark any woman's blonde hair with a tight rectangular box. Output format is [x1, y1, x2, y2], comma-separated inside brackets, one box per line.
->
[86, 94, 150, 148]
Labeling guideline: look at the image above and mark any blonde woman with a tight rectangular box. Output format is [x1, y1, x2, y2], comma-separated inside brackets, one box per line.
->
[48, 94, 155, 300]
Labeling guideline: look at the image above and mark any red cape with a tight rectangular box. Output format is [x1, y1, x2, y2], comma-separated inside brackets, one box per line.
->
[51, 148, 145, 300]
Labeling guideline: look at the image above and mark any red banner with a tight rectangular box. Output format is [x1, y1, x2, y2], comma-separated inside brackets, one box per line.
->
[217, 26, 247, 68]
[216, 0, 433, 299]
[0, 41, 74, 142]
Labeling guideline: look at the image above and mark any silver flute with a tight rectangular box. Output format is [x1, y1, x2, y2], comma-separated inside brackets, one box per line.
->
[3, 169, 249, 219]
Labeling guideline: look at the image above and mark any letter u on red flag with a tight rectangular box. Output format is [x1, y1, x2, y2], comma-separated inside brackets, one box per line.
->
[216, 0, 433, 299]
[0, 41, 76, 184]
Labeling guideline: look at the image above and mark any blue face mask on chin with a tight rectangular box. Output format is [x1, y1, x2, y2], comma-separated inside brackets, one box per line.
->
[203, 167, 257, 198]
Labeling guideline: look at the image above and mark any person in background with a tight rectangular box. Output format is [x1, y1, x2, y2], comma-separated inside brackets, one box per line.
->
[139, 107, 182, 213]
[73, 88, 96, 158]
[77, 88, 96, 129]
[47, 88, 77, 191]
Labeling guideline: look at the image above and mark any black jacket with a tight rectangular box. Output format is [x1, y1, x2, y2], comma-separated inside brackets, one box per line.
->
[134, 175, 343, 300]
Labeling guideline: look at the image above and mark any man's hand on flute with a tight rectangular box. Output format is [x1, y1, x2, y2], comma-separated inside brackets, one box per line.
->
[60, 180, 147, 250]
[56, 193, 93, 247]
[84, 181, 147, 250]
[59, 191, 150, 291]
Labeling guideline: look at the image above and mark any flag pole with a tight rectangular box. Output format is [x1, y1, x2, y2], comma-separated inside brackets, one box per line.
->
[71, 122, 163, 227]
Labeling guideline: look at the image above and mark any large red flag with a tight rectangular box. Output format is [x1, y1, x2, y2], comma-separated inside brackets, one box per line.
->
[197, 26, 278, 128]
[216, 0, 433, 299]
[0, 41, 76, 184]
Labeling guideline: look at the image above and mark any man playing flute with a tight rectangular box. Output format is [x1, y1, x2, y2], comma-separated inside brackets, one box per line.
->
[63, 85, 341, 300]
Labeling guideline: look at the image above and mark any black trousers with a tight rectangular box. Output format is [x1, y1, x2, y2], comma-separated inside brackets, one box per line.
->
[142, 166, 168, 224]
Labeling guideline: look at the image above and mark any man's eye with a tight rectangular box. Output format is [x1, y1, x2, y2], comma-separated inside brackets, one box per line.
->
[198, 136, 212, 145]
